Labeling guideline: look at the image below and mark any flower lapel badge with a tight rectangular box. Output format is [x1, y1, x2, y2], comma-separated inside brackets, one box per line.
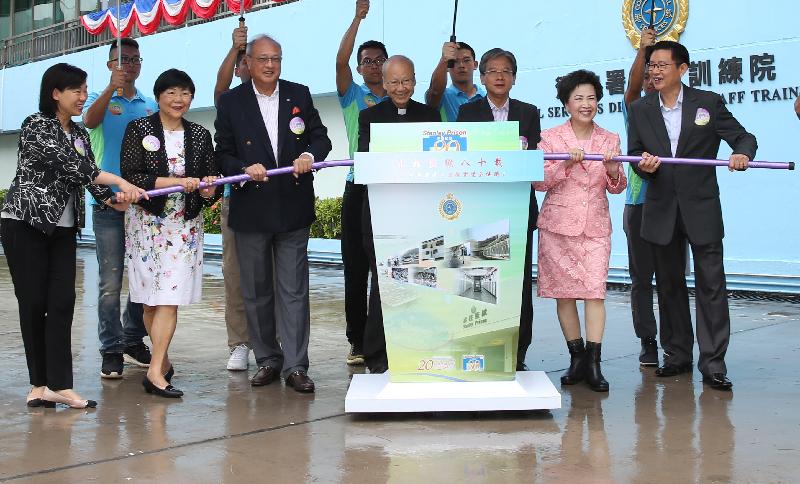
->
[694, 108, 711, 126]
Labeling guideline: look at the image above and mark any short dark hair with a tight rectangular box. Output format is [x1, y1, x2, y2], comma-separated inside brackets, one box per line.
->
[478, 48, 517, 75]
[39, 63, 87, 117]
[356, 40, 388, 65]
[153, 68, 195, 100]
[556, 69, 604, 105]
[455, 42, 476, 61]
[235, 50, 246, 67]
[109, 37, 139, 57]
[647, 40, 690, 67]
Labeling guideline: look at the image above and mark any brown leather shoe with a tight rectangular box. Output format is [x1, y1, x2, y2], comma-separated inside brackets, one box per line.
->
[250, 366, 279, 386]
[285, 371, 315, 393]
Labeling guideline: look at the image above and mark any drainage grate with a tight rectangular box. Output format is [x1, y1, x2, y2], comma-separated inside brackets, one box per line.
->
[605, 282, 800, 304]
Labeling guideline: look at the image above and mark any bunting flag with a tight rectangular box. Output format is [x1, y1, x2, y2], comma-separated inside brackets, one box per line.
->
[81, 0, 288, 36]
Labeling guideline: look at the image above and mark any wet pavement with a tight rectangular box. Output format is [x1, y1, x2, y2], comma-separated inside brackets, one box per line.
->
[0, 248, 798, 483]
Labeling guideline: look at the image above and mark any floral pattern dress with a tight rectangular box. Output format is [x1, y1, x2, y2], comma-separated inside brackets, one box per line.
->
[126, 130, 203, 306]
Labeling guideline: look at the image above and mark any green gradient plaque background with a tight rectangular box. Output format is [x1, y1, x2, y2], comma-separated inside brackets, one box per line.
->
[361, 122, 540, 382]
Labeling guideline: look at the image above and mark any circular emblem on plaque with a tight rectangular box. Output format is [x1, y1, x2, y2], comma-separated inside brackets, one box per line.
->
[439, 193, 462, 221]
[622, 0, 689, 49]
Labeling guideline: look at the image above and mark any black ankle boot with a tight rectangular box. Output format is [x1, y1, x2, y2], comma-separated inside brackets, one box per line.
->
[561, 338, 586, 385]
[585, 341, 609, 392]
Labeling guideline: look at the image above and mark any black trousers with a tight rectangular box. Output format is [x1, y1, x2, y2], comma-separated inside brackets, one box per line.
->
[650, 210, 730, 376]
[360, 190, 386, 369]
[1, 219, 77, 390]
[341, 182, 370, 350]
[518, 189, 536, 369]
[623, 204, 657, 339]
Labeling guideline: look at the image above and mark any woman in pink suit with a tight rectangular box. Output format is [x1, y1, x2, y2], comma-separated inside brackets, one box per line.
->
[534, 70, 626, 392]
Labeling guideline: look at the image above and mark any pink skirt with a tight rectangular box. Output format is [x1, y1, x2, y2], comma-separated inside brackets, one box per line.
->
[536, 229, 611, 299]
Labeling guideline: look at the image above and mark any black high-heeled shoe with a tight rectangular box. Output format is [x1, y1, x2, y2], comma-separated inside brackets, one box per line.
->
[142, 376, 183, 398]
[26, 398, 55, 408]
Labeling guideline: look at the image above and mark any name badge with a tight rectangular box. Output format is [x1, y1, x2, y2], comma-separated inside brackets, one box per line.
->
[74, 138, 86, 156]
[142, 135, 160, 152]
[694, 108, 711, 126]
[289, 117, 305, 135]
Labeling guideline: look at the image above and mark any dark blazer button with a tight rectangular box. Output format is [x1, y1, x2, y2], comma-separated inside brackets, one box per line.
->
[246, 140, 252, 145]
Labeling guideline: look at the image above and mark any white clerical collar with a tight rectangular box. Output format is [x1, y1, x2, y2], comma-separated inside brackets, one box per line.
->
[398, 108, 407, 115]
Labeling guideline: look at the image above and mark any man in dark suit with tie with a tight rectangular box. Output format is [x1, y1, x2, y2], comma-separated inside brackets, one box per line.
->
[456, 48, 541, 371]
[215, 34, 332, 393]
[357, 55, 440, 373]
[628, 41, 757, 390]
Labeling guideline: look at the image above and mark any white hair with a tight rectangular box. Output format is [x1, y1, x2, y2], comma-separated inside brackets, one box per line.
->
[246, 34, 282, 55]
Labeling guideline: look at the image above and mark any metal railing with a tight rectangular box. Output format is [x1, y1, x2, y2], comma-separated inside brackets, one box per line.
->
[0, 0, 299, 67]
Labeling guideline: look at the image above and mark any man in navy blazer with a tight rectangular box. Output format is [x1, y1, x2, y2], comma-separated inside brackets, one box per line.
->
[456, 48, 541, 372]
[215, 34, 332, 393]
[629, 41, 756, 390]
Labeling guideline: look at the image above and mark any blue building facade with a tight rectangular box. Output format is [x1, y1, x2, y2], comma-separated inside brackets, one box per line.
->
[0, 0, 797, 291]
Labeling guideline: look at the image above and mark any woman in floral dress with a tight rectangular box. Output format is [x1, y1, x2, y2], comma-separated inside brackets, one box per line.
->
[121, 69, 220, 398]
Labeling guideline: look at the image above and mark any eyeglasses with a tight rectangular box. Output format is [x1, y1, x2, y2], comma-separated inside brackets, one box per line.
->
[110, 56, 143, 65]
[360, 56, 387, 67]
[250, 56, 282, 65]
[646, 62, 678, 71]
[161, 90, 193, 99]
[453, 57, 475, 66]
[483, 69, 513, 78]
[385, 79, 415, 88]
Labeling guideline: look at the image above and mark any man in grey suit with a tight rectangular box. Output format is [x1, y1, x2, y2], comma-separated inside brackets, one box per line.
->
[215, 35, 332, 393]
[628, 41, 757, 391]
[456, 48, 541, 372]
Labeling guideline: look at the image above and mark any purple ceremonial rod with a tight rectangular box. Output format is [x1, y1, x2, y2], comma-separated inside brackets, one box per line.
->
[544, 154, 795, 170]
[124, 154, 793, 201]
[136, 160, 355, 199]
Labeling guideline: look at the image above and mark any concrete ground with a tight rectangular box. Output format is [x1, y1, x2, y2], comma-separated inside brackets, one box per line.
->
[0, 248, 798, 483]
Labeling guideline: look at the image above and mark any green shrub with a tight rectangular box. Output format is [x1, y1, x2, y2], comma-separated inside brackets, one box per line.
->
[310, 196, 343, 239]
[203, 198, 223, 234]
[0, 188, 6, 208]
[201, 195, 343, 239]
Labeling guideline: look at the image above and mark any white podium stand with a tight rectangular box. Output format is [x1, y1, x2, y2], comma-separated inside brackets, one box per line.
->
[345, 371, 560, 413]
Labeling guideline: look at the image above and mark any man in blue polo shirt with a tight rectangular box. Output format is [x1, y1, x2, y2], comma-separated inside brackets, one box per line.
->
[336, 0, 388, 366]
[425, 40, 485, 121]
[622, 27, 659, 367]
[83, 38, 158, 379]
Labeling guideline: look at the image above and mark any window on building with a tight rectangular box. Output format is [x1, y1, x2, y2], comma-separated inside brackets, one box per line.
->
[13, 0, 33, 35]
[0, 0, 11, 39]
[33, 0, 55, 29]
[79, 0, 99, 15]
[56, 0, 77, 22]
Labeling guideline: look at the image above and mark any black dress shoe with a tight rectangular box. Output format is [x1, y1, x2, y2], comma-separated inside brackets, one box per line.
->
[368, 363, 388, 374]
[655, 362, 693, 377]
[639, 337, 659, 366]
[285, 371, 315, 393]
[703, 373, 733, 390]
[250, 366, 279, 386]
[164, 366, 174, 383]
[142, 376, 183, 398]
